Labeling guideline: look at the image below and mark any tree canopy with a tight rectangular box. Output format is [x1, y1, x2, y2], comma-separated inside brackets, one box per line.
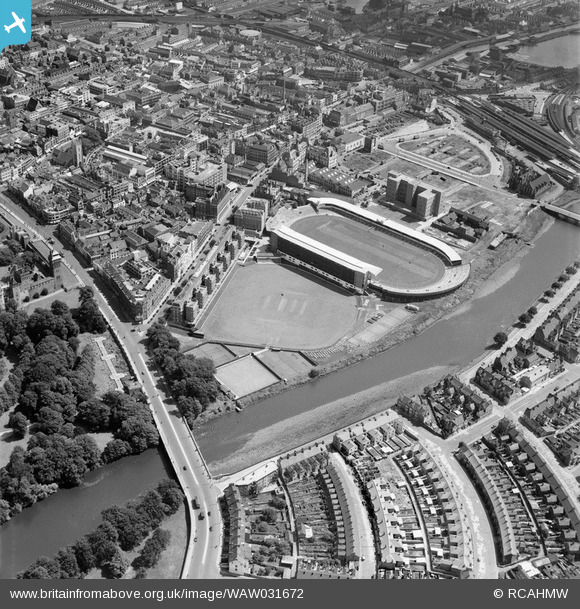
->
[0, 301, 155, 522]
[146, 323, 217, 424]
[18, 478, 183, 579]
[494, 331, 508, 347]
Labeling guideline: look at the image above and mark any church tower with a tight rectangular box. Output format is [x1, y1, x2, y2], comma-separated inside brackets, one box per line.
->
[51, 250, 63, 290]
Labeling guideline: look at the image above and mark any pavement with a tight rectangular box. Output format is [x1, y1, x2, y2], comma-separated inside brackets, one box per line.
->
[459, 273, 580, 383]
[211, 274, 580, 580]
[93, 336, 125, 391]
[0, 191, 223, 579]
[329, 452, 376, 579]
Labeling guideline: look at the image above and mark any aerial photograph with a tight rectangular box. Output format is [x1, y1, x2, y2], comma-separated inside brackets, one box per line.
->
[0, 0, 579, 589]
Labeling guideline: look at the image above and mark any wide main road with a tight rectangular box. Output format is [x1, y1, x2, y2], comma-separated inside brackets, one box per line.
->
[0, 190, 222, 579]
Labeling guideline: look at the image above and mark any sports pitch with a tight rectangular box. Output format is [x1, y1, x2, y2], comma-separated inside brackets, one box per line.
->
[200, 264, 358, 349]
[290, 214, 445, 289]
[215, 355, 279, 398]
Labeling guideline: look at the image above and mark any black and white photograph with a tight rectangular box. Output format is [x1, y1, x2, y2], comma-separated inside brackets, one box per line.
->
[0, 0, 579, 601]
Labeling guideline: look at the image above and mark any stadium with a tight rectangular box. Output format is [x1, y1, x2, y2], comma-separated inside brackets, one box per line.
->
[271, 197, 471, 300]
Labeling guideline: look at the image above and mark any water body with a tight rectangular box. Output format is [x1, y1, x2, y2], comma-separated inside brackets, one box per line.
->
[343, 0, 368, 14]
[197, 219, 579, 465]
[0, 448, 171, 579]
[511, 33, 580, 69]
[1, 220, 577, 578]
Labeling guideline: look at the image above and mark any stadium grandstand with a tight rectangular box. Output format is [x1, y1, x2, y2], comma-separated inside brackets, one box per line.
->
[270, 225, 382, 293]
[270, 197, 470, 300]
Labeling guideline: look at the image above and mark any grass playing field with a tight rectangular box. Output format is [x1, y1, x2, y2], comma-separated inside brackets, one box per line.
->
[290, 214, 445, 289]
[200, 264, 358, 350]
[215, 356, 279, 398]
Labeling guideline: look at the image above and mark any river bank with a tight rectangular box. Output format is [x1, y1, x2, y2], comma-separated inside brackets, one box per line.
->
[509, 30, 580, 69]
[197, 207, 579, 471]
[204, 222, 538, 476]
[210, 365, 451, 476]
[0, 448, 174, 579]
[195, 206, 548, 423]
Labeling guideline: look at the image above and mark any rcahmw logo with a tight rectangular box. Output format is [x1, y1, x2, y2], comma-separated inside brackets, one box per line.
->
[508, 589, 568, 599]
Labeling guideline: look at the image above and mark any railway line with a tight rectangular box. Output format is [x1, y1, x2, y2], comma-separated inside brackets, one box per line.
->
[453, 97, 580, 182]
[545, 86, 580, 150]
[31, 11, 579, 182]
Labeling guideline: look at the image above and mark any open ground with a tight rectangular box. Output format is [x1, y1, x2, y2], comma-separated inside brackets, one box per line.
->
[290, 213, 445, 288]
[206, 365, 452, 476]
[400, 133, 492, 175]
[200, 264, 358, 350]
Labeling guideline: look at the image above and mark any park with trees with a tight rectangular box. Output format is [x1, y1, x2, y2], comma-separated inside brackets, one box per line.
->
[146, 322, 218, 426]
[0, 296, 159, 525]
[17, 479, 183, 579]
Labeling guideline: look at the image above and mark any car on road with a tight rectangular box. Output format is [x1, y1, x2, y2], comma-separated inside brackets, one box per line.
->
[192, 497, 200, 509]
[198, 512, 205, 520]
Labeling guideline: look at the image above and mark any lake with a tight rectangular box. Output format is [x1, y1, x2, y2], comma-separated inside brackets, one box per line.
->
[511, 33, 580, 69]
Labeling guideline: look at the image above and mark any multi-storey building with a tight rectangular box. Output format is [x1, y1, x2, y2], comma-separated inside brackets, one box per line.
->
[95, 258, 171, 323]
[195, 184, 237, 224]
[233, 199, 268, 236]
[384, 172, 443, 219]
[290, 114, 322, 140]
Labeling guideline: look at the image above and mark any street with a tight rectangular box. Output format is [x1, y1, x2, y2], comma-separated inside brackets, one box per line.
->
[0, 191, 222, 579]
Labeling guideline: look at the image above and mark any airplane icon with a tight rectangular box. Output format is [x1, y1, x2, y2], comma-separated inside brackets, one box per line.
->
[4, 12, 26, 34]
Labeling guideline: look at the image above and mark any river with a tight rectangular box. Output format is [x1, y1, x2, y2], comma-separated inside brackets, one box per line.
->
[510, 33, 580, 69]
[196, 218, 580, 466]
[0, 448, 172, 579]
[0, 218, 577, 578]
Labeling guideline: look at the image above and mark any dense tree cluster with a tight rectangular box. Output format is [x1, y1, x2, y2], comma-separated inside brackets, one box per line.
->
[0, 240, 38, 271]
[134, 529, 171, 571]
[0, 247, 15, 267]
[8, 412, 28, 439]
[102, 489, 166, 551]
[0, 432, 102, 523]
[18, 479, 183, 579]
[26, 303, 79, 344]
[0, 300, 157, 523]
[73, 287, 107, 334]
[146, 323, 218, 425]
[79, 391, 159, 462]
